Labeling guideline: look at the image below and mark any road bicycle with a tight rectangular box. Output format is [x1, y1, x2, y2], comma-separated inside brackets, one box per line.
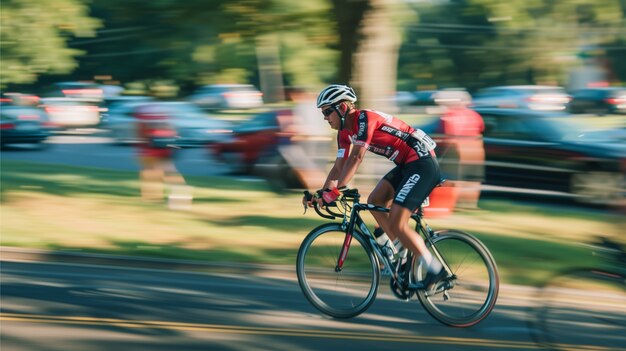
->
[296, 188, 499, 327]
[529, 237, 626, 351]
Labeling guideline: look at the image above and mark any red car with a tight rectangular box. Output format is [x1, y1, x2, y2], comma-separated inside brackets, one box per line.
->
[210, 109, 332, 190]
[211, 109, 295, 173]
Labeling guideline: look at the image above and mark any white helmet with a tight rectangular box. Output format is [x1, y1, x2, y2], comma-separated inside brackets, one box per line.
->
[316, 84, 357, 108]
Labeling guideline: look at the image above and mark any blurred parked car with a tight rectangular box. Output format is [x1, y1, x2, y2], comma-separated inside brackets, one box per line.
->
[411, 90, 438, 107]
[0, 106, 52, 148]
[100, 84, 124, 98]
[211, 109, 331, 188]
[41, 81, 104, 103]
[409, 90, 441, 114]
[101, 101, 233, 147]
[40, 98, 101, 128]
[393, 91, 417, 109]
[1, 92, 40, 107]
[188, 84, 263, 110]
[211, 109, 290, 172]
[99, 95, 155, 123]
[472, 85, 570, 111]
[567, 87, 626, 115]
[402, 90, 453, 114]
[475, 107, 625, 205]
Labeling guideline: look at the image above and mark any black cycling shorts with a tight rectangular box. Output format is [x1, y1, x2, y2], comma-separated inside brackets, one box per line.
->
[382, 157, 441, 212]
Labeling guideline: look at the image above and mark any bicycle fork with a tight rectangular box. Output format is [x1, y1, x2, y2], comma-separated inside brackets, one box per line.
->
[335, 233, 353, 272]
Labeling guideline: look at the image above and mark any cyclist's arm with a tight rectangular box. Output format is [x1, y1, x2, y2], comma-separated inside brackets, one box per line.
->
[335, 144, 367, 189]
[333, 110, 371, 189]
[322, 157, 346, 190]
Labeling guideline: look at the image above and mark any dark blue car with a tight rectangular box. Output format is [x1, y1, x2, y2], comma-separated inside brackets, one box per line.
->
[475, 108, 625, 205]
[1, 106, 52, 149]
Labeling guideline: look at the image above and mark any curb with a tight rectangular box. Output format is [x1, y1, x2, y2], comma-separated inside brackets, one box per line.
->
[0, 246, 294, 274]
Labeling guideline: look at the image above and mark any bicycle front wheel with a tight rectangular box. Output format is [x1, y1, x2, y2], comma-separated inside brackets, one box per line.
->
[296, 223, 380, 319]
[415, 230, 499, 327]
[530, 269, 626, 351]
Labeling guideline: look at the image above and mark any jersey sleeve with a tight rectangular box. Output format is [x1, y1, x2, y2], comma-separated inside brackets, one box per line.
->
[353, 110, 374, 148]
[336, 130, 351, 159]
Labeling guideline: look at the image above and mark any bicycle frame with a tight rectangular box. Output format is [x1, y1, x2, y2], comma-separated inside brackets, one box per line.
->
[336, 202, 391, 275]
[332, 196, 450, 280]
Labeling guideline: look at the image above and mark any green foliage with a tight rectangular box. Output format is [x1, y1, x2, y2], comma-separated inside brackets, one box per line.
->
[62, 0, 336, 92]
[0, 0, 102, 88]
[3, 0, 624, 93]
[281, 32, 338, 88]
[398, 0, 626, 91]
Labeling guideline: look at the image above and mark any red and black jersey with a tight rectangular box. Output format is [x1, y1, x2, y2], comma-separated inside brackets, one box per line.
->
[337, 109, 434, 165]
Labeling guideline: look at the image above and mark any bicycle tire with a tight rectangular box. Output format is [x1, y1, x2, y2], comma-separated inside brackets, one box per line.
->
[415, 230, 499, 327]
[530, 268, 626, 351]
[296, 223, 380, 318]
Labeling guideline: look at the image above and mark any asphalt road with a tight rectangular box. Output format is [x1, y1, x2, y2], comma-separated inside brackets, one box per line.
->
[1, 133, 230, 177]
[1, 257, 547, 351]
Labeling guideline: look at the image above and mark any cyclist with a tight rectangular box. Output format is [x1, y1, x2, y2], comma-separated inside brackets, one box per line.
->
[304, 84, 446, 291]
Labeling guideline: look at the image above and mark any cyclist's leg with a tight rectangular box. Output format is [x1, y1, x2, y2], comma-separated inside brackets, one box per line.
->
[388, 205, 432, 264]
[387, 158, 442, 280]
[368, 169, 399, 239]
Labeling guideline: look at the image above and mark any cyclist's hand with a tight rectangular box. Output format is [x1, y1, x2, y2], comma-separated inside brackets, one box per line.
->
[322, 187, 341, 205]
[303, 190, 323, 208]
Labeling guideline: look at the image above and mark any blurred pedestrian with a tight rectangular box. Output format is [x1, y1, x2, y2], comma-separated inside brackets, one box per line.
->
[135, 104, 192, 210]
[288, 86, 330, 147]
[280, 87, 331, 189]
[434, 90, 485, 210]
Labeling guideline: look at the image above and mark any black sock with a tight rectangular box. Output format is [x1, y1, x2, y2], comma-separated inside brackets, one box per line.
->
[373, 227, 385, 238]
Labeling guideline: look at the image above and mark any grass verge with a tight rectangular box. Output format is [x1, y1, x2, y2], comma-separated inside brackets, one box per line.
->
[1, 159, 623, 286]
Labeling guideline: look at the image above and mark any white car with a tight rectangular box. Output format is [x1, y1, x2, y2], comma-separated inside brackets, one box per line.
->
[472, 85, 571, 111]
[102, 101, 233, 147]
[188, 84, 263, 110]
[40, 98, 101, 128]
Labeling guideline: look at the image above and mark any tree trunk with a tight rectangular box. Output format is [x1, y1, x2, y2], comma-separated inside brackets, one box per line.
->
[256, 34, 285, 103]
[353, 0, 401, 113]
[332, 0, 370, 85]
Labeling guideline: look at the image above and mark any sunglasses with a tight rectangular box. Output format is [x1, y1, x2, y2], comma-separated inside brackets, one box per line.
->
[322, 104, 341, 117]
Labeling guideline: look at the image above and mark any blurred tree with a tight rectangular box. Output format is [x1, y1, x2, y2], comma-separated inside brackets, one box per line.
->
[68, 0, 227, 91]
[351, 0, 414, 111]
[62, 0, 336, 99]
[0, 0, 101, 88]
[398, 0, 625, 91]
[605, 39, 626, 82]
[331, 0, 370, 85]
[219, 0, 336, 102]
[5, 0, 623, 97]
[602, 0, 626, 83]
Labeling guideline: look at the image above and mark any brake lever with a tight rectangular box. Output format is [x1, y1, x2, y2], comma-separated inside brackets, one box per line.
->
[303, 190, 313, 215]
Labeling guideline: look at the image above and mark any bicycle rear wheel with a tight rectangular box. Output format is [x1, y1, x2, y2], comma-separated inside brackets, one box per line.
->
[530, 269, 626, 351]
[415, 230, 499, 327]
[296, 223, 379, 318]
